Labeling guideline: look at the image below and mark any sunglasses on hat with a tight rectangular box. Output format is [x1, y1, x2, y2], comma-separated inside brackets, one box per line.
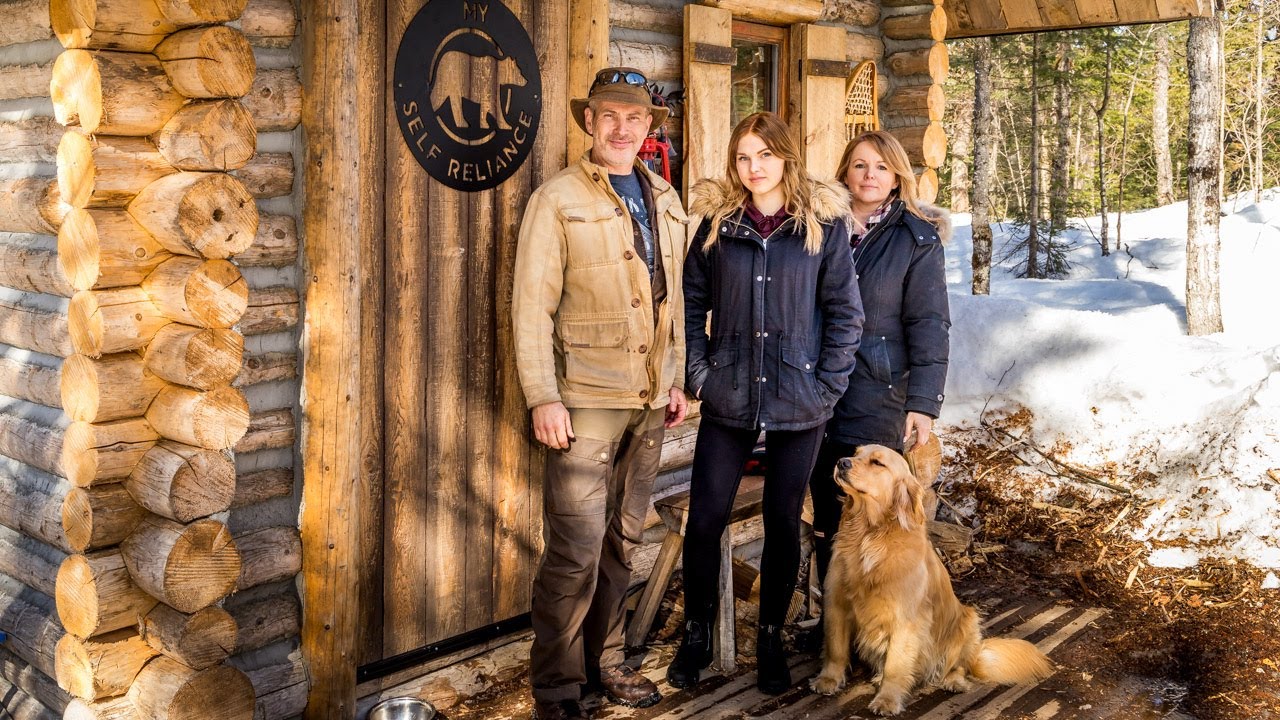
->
[589, 69, 648, 95]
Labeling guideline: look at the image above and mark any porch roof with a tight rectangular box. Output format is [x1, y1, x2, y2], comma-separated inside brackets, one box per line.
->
[941, 0, 1216, 38]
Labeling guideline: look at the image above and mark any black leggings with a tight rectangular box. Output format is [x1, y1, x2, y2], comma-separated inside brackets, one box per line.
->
[808, 438, 859, 552]
[681, 420, 825, 627]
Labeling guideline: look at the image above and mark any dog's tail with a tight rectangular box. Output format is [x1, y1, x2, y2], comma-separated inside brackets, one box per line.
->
[969, 638, 1054, 685]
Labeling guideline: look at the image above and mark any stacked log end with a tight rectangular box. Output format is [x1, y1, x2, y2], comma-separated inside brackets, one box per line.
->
[880, 3, 950, 204]
[26, 5, 279, 717]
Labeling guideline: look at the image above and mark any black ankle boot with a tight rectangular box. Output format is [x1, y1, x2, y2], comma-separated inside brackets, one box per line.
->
[756, 624, 791, 694]
[667, 620, 713, 688]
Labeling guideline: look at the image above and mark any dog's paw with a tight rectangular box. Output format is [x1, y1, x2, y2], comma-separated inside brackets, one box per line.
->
[868, 690, 906, 716]
[938, 674, 973, 693]
[810, 672, 845, 696]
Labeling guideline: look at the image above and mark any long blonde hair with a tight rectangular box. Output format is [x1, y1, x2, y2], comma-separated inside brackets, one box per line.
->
[705, 112, 826, 255]
[835, 130, 929, 223]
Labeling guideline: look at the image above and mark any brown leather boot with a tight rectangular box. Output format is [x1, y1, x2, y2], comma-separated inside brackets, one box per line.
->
[598, 664, 661, 708]
[531, 699, 591, 720]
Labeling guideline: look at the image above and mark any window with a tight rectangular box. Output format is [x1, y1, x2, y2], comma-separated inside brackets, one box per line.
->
[730, 21, 789, 127]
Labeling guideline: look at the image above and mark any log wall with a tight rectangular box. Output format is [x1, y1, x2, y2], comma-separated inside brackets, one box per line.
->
[877, 1, 949, 203]
[0, 0, 303, 718]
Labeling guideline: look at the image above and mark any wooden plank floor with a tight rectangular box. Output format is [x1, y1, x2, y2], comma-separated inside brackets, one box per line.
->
[446, 596, 1165, 719]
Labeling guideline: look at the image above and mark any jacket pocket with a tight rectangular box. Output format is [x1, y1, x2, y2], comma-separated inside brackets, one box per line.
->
[700, 346, 742, 418]
[563, 201, 623, 268]
[559, 317, 632, 392]
[781, 347, 824, 419]
[858, 335, 894, 385]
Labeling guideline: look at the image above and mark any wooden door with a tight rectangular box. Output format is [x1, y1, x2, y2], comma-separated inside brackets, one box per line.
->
[362, 0, 569, 664]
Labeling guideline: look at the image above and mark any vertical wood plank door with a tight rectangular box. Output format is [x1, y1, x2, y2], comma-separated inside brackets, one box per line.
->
[372, 0, 568, 661]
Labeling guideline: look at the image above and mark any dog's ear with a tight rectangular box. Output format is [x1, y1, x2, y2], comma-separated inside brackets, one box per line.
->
[893, 471, 926, 530]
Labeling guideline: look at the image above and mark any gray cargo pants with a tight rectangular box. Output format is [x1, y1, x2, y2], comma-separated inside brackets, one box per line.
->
[529, 406, 665, 703]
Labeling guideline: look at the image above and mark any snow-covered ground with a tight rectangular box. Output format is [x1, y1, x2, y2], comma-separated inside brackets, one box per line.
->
[938, 192, 1280, 569]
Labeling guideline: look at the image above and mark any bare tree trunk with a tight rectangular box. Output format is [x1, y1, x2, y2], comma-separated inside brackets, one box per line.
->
[950, 94, 973, 213]
[971, 36, 995, 296]
[1117, 28, 1154, 250]
[1094, 38, 1112, 256]
[1051, 39, 1071, 235]
[1187, 15, 1224, 335]
[1154, 25, 1174, 205]
[1254, 5, 1265, 202]
[1026, 34, 1041, 278]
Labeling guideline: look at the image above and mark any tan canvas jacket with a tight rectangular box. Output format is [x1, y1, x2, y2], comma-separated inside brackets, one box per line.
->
[512, 153, 689, 410]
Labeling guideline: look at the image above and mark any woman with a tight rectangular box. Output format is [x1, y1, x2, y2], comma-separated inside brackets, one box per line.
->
[667, 112, 863, 694]
[808, 130, 952, 588]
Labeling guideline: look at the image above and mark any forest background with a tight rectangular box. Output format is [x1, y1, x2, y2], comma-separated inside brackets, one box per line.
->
[941, 0, 1278, 277]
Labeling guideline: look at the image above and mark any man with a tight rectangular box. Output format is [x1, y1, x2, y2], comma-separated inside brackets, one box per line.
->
[512, 67, 689, 720]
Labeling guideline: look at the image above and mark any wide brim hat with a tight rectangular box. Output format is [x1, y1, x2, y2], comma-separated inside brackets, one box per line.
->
[570, 67, 669, 135]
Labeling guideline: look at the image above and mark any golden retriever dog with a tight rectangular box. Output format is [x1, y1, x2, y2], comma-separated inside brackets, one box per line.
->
[810, 445, 1053, 716]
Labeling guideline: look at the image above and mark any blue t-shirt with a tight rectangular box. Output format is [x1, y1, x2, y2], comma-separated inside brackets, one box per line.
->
[609, 170, 654, 275]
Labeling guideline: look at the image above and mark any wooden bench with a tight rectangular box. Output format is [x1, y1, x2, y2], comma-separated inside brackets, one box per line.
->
[626, 476, 811, 674]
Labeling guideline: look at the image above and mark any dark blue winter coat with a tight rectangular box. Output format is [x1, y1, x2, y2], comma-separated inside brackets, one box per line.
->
[828, 199, 951, 450]
[684, 178, 865, 432]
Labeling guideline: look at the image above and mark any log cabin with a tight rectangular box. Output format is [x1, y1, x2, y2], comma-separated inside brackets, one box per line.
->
[0, 0, 1213, 718]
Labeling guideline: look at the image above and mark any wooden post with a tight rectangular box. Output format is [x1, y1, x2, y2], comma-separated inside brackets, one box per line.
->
[566, 0, 608, 164]
[57, 209, 172, 291]
[121, 516, 241, 613]
[56, 550, 159, 639]
[300, 0, 382, 715]
[683, 4, 732, 197]
[154, 26, 256, 99]
[791, 23, 849, 178]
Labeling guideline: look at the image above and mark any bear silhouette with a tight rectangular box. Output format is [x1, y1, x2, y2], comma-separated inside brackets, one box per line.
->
[430, 43, 526, 143]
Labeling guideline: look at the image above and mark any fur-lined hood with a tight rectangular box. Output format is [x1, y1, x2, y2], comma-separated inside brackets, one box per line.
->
[913, 202, 953, 245]
[688, 176, 852, 225]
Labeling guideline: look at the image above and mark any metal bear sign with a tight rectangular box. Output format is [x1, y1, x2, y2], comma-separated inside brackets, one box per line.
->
[394, 0, 542, 191]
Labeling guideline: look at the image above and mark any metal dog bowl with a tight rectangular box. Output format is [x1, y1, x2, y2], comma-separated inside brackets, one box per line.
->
[367, 697, 436, 720]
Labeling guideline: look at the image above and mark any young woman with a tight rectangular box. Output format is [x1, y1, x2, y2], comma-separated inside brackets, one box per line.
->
[667, 112, 863, 694]
[808, 130, 952, 589]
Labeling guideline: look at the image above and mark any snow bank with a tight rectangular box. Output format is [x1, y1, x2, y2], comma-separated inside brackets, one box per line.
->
[938, 195, 1280, 569]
